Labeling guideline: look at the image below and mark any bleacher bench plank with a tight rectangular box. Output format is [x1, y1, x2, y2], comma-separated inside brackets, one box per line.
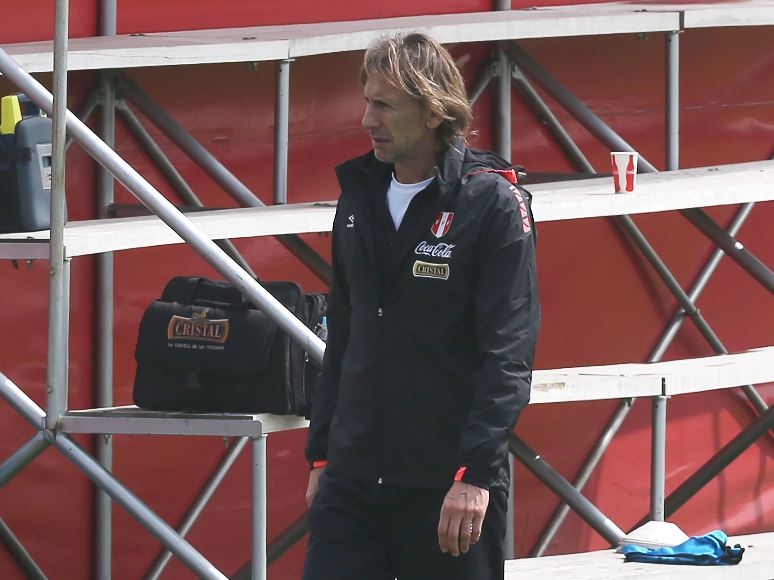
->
[57, 346, 772, 437]
[5, 2, 774, 75]
[530, 346, 774, 404]
[505, 531, 774, 579]
[60, 405, 308, 437]
[660, 346, 774, 396]
[3, 6, 681, 73]
[0, 161, 771, 260]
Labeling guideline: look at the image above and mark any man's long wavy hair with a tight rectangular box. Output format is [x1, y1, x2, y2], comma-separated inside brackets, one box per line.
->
[361, 32, 471, 148]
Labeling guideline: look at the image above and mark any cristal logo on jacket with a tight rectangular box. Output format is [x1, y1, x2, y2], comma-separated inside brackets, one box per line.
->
[167, 308, 230, 344]
[412, 261, 449, 280]
[415, 241, 455, 258]
[430, 212, 454, 238]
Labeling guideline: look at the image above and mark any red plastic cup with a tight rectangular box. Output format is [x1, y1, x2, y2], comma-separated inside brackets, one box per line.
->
[610, 151, 638, 193]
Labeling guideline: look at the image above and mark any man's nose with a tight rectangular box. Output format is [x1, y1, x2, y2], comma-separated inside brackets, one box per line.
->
[361, 105, 378, 130]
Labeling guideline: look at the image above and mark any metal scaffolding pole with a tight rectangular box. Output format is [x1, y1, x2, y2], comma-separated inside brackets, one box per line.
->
[493, 3, 516, 560]
[0, 518, 46, 580]
[0, 47, 326, 366]
[94, 5, 117, 575]
[274, 60, 291, 205]
[0, 432, 48, 487]
[512, 66, 587, 170]
[504, 41, 774, 293]
[680, 209, 774, 293]
[651, 396, 668, 521]
[99, 0, 116, 37]
[505, 453, 515, 559]
[252, 436, 268, 580]
[45, 0, 69, 430]
[505, 44, 647, 165]
[267, 513, 308, 564]
[113, 72, 332, 284]
[114, 73, 257, 207]
[508, 433, 626, 545]
[146, 437, 249, 579]
[115, 100, 256, 277]
[666, 31, 679, 171]
[494, 43, 512, 161]
[62, 257, 72, 388]
[65, 86, 103, 152]
[0, 374, 46, 429]
[467, 59, 495, 106]
[115, 101, 199, 204]
[634, 403, 774, 529]
[233, 513, 310, 579]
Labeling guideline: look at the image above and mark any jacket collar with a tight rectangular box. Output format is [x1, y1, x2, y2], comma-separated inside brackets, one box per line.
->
[335, 138, 468, 199]
[335, 150, 390, 196]
[434, 138, 466, 199]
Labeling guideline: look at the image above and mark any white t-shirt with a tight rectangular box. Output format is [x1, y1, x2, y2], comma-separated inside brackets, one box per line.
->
[387, 173, 435, 229]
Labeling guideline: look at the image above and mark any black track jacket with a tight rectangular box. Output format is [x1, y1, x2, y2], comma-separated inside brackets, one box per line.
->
[306, 141, 541, 491]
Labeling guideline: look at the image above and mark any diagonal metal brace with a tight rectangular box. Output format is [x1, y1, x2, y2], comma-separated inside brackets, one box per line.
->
[0, 518, 46, 580]
[680, 208, 774, 293]
[115, 99, 256, 278]
[503, 41, 774, 294]
[113, 72, 332, 285]
[0, 432, 49, 488]
[0, 372, 227, 579]
[232, 512, 310, 579]
[508, 432, 625, 546]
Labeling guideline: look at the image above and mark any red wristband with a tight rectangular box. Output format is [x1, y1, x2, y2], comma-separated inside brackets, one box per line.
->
[454, 466, 467, 482]
[312, 460, 328, 469]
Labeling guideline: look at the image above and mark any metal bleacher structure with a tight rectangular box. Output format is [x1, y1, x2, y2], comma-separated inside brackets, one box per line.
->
[0, 1, 773, 578]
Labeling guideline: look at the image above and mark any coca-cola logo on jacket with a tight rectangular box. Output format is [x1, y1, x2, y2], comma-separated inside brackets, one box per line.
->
[415, 241, 455, 259]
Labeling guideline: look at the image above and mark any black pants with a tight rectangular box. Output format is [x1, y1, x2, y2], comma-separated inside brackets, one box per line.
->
[302, 470, 507, 580]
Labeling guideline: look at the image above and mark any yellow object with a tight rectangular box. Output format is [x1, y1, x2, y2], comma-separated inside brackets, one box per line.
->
[0, 95, 23, 135]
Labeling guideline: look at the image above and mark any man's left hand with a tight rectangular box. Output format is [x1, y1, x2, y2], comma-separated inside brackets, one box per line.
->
[437, 481, 489, 557]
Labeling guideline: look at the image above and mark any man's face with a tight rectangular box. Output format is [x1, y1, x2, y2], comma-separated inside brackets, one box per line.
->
[361, 74, 441, 169]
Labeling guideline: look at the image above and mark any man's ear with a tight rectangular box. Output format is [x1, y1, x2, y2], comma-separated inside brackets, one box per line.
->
[426, 110, 443, 130]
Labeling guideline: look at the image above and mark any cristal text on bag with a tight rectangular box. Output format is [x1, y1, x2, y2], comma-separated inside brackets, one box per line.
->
[166, 308, 230, 344]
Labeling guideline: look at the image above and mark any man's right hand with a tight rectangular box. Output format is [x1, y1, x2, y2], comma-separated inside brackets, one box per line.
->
[306, 466, 325, 507]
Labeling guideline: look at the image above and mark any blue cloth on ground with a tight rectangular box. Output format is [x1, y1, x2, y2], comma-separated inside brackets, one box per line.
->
[622, 530, 744, 565]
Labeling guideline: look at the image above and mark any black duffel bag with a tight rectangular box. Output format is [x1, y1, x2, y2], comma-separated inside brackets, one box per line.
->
[133, 276, 323, 416]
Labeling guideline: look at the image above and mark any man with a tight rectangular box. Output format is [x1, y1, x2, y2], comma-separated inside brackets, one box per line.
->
[303, 32, 540, 580]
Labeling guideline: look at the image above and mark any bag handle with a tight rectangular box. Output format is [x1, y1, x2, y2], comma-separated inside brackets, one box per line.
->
[191, 277, 251, 308]
[162, 276, 251, 309]
[189, 297, 251, 310]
